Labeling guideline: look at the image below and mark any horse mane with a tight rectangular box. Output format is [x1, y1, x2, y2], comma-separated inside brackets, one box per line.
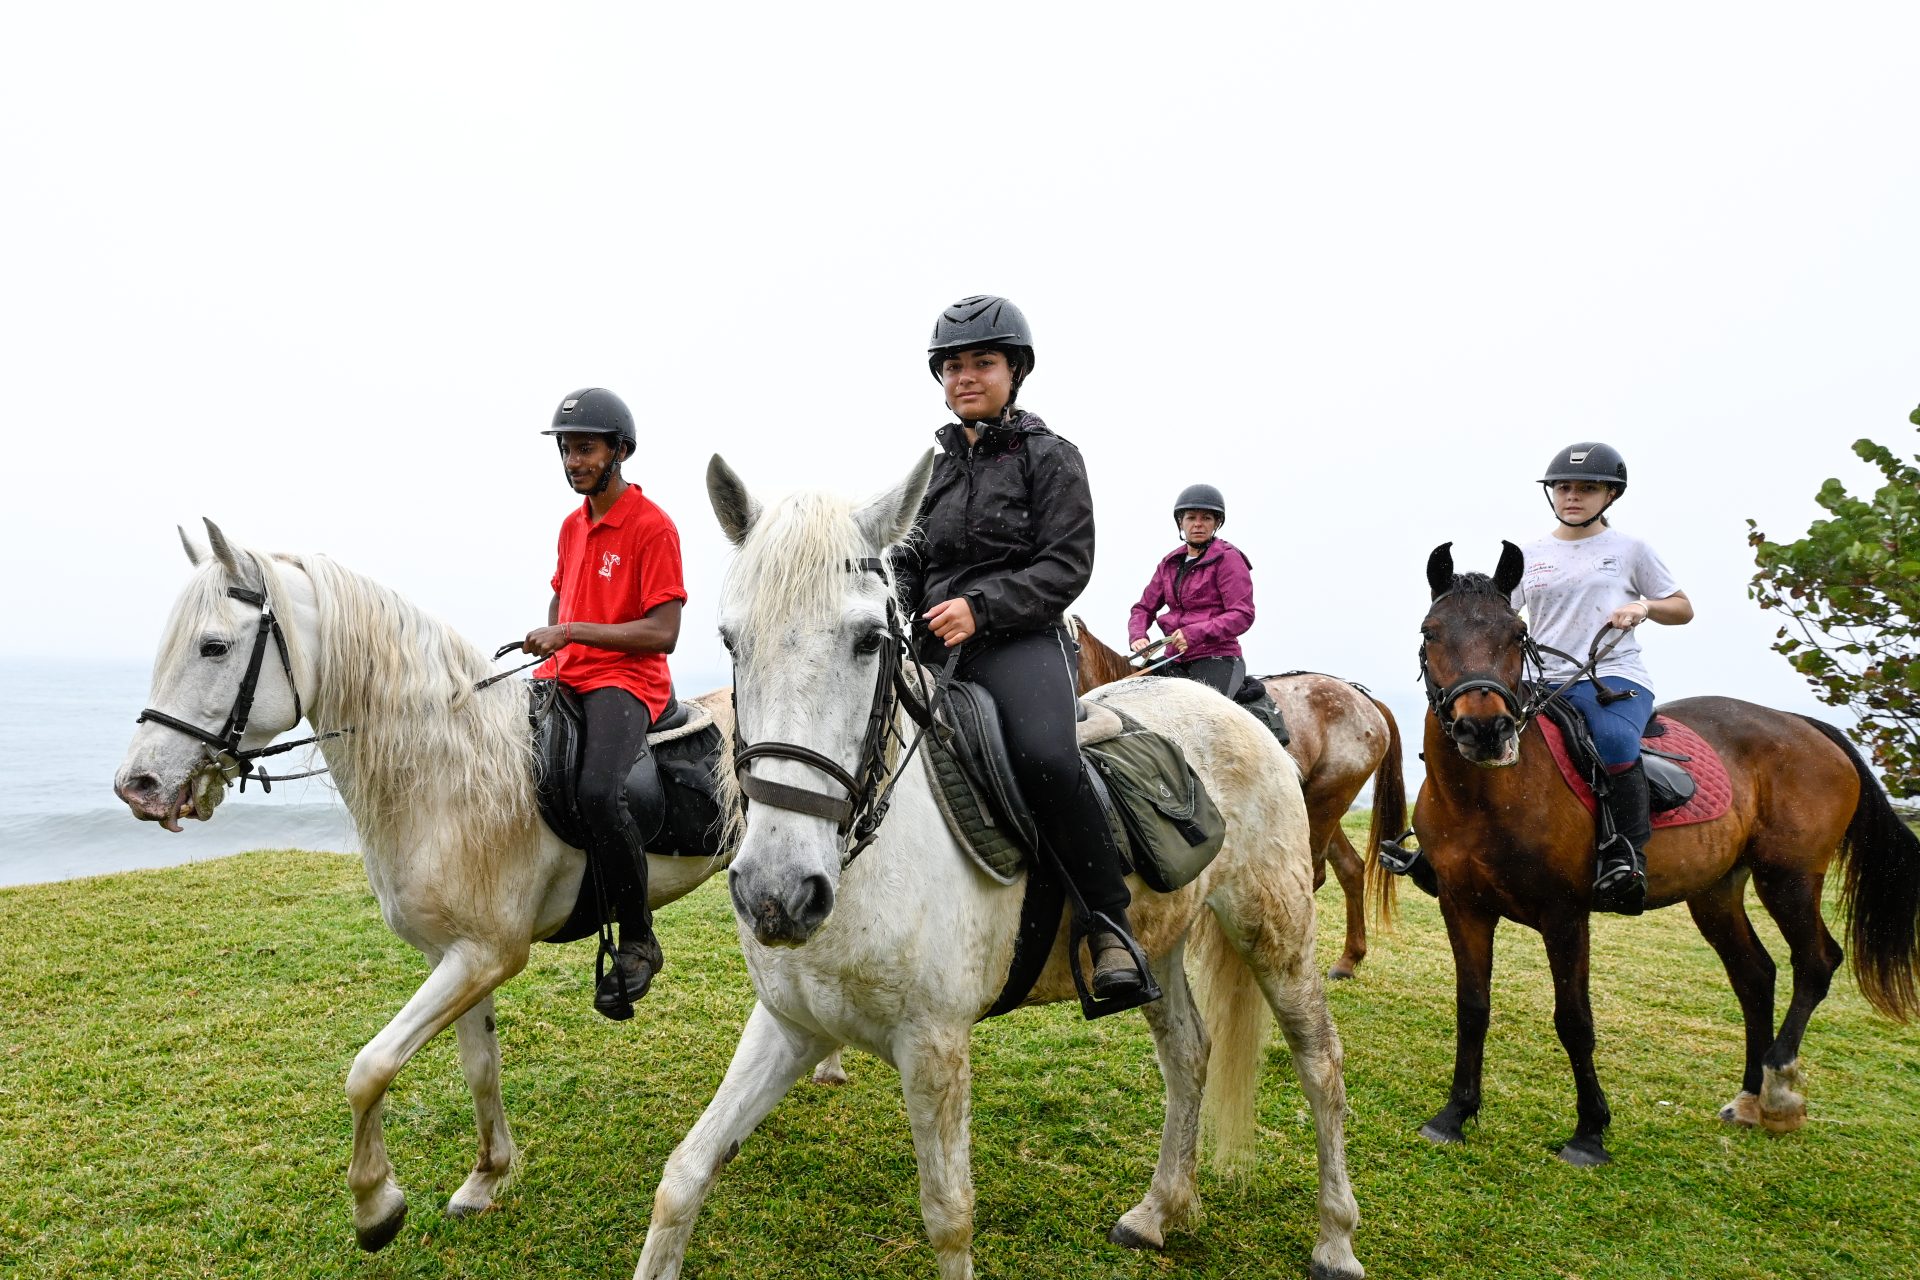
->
[290, 552, 536, 879]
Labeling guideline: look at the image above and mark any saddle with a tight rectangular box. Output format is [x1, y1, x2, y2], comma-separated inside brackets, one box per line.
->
[921, 679, 1227, 1019]
[529, 679, 730, 943]
[1536, 699, 1733, 829]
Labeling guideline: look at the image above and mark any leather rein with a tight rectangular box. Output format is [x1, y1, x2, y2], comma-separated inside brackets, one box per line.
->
[731, 557, 961, 868]
[1419, 597, 1633, 738]
[136, 583, 350, 793]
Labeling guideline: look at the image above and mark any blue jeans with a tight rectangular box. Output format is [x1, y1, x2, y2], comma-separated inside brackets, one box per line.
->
[1549, 677, 1654, 769]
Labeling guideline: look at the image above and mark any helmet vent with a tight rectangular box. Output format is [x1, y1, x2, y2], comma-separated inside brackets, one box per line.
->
[561, 399, 579, 412]
[1568, 450, 1589, 464]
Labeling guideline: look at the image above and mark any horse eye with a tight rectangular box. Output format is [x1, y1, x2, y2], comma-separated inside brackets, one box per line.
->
[1419, 626, 1436, 643]
[853, 631, 884, 656]
[718, 630, 735, 654]
[199, 638, 231, 659]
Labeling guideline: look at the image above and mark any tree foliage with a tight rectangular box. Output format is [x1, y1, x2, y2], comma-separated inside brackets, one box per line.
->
[1748, 407, 1920, 797]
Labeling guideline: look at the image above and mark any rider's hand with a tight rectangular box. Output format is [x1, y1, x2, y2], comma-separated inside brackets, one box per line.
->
[1130, 636, 1152, 654]
[1609, 602, 1651, 631]
[924, 598, 977, 648]
[523, 624, 572, 657]
[1167, 629, 1189, 654]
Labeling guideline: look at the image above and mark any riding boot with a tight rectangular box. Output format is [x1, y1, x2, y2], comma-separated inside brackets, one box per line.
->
[594, 909, 664, 1021]
[1090, 912, 1150, 1001]
[1593, 761, 1651, 916]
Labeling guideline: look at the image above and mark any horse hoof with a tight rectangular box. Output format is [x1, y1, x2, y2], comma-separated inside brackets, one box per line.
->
[1556, 1137, 1610, 1167]
[1328, 963, 1357, 982]
[1310, 1260, 1366, 1280]
[1418, 1122, 1463, 1146]
[1108, 1220, 1164, 1252]
[1760, 1105, 1806, 1134]
[1719, 1093, 1761, 1128]
[356, 1199, 408, 1252]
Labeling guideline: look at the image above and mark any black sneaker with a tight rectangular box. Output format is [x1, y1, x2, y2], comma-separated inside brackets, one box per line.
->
[594, 935, 665, 1021]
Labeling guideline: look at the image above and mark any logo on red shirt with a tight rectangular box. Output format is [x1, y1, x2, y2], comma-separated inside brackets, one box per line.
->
[599, 551, 622, 579]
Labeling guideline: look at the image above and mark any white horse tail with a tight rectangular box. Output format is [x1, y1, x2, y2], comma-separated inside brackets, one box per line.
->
[1191, 904, 1273, 1174]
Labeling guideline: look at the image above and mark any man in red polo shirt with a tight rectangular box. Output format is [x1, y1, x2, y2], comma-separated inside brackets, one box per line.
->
[522, 387, 687, 1020]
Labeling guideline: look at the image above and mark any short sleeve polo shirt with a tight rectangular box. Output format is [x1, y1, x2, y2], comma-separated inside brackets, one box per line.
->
[536, 483, 687, 718]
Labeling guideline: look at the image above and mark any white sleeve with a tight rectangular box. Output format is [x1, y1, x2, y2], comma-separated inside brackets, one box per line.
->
[1631, 539, 1682, 601]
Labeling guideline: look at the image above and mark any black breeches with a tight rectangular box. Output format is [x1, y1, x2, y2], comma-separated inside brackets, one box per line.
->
[1154, 655, 1244, 698]
[576, 686, 654, 920]
[928, 628, 1133, 919]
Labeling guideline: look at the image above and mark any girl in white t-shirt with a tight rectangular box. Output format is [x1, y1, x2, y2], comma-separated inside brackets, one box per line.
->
[1511, 442, 1694, 915]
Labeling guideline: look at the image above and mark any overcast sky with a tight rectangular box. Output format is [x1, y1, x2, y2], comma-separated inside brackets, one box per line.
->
[5, 3, 1916, 754]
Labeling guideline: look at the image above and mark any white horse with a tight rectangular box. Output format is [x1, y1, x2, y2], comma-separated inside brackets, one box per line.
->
[633, 457, 1362, 1280]
[113, 521, 732, 1251]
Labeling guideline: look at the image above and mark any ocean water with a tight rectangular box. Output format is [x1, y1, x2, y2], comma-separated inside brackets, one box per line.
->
[0, 657, 733, 890]
[0, 658, 359, 888]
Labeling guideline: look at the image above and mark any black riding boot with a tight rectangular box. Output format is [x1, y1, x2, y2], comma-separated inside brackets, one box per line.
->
[1593, 761, 1651, 916]
[594, 909, 664, 1021]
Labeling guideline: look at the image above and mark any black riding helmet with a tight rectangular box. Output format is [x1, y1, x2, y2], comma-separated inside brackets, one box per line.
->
[927, 295, 1036, 400]
[1540, 442, 1627, 528]
[1173, 483, 1226, 529]
[542, 387, 637, 461]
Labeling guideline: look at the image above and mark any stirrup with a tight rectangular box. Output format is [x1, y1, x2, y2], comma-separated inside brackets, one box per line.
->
[1592, 839, 1647, 916]
[1068, 911, 1161, 1020]
[1378, 828, 1425, 876]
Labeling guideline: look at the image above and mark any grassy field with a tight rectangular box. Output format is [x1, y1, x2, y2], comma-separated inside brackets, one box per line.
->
[2, 815, 1916, 1280]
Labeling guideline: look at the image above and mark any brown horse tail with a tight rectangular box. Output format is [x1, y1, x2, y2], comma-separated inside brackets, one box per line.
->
[1798, 715, 1920, 1022]
[1365, 697, 1408, 930]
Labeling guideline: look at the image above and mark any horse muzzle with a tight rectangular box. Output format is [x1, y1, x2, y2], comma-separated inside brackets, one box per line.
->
[728, 862, 835, 946]
[113, 765, 224, 832]
[1449, 715, 1521, 768]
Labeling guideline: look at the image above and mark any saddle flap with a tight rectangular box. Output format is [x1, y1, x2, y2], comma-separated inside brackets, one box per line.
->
[1643, 752, 1696, 813]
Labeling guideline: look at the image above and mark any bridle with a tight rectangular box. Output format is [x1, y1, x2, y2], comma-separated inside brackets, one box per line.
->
[1418, 591, 1631, 739]
[136, 582, 349, 793]
[731, 557, 960, 868]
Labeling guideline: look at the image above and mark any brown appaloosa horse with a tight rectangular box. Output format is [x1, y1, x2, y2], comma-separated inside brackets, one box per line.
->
[1382, 542, 1920, 1166]
[1071, 615, 1407, 980]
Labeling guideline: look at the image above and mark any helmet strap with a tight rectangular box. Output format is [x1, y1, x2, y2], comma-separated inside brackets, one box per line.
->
[1545, 484, 1616, 529]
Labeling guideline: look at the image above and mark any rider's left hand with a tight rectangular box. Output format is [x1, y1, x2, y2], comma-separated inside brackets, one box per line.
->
[924, 598, 976, 647]
[1609, 602, 1651, 630]
[523, 624, 572, 657]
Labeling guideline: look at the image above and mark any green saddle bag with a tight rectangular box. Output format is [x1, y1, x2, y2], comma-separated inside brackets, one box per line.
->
[1084, 709, 1228, 893]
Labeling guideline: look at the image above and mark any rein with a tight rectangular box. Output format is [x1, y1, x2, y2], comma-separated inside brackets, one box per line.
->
[136, 584, 350, 793]
[1419, 603, 1633, 738]
[731, 557, 961, 868]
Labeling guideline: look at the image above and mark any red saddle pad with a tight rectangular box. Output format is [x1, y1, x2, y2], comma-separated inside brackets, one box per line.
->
[1537, 714, 1732, 829]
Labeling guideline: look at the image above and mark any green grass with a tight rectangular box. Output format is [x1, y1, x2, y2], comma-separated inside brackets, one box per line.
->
[2, 815, 1915, 1279]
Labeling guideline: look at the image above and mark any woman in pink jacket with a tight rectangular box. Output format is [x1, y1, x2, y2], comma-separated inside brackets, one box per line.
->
[1128, 483, 1256, 697]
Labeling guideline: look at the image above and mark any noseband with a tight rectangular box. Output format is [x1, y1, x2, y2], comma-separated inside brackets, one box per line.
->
[137, 583, 347, 792]
[731, 557, 958, 867]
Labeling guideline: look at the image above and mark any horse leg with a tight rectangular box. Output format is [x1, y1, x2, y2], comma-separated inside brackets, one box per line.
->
[1112, 946, 1206, 1252]
[635, 1002, 831, 1280]
[1421, 899, 1495, 1145]
[898, 1025, 977, 1280]
[1750, 865, 1844, 1133]
[347, 943, 522, 1251]
[1324, 827, 1369, 981]
[1538, 915, 1611, 1165]
[446, 993, 517, 1217]
[1685, 873, 1777, 1127]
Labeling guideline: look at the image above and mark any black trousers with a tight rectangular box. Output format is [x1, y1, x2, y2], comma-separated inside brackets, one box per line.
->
[1152, 654, 1245, 698]
[576, 686, 654, 925]
[921, 627, 1133, 920]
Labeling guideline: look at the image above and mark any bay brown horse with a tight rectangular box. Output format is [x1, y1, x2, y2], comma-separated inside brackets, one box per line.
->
[1382, 542, 1920, 1165]
[1071, 616, 1407, 980]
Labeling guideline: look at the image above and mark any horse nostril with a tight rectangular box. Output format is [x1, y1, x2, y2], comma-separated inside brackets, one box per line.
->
[792, 873, 834, 927]
[120, 773, 160, 800]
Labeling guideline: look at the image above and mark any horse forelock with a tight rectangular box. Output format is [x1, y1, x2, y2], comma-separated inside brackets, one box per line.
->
[1444, 571, 1509, 604]
[726, 489, 893, 651]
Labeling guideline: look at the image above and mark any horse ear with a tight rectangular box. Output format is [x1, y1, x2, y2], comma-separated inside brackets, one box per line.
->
[707, 455, 762, 547]
[178, 525, 205, 566]
[1494, 540, 1526, 597]
[203, 518, 262, 590]
[854, 450, 933, 551]
[1426, 542, 1455, 600]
